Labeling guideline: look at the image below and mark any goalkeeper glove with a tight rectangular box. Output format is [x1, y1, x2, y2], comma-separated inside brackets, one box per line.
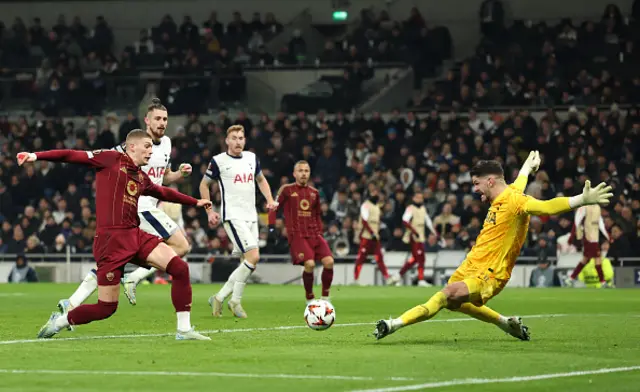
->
[569, 180, 614, 208]
[518, 150, 541, 178]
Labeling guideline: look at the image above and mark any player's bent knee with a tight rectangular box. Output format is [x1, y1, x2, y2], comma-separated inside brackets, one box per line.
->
[97, 300, 118, 320]
[168, 232, 191, 257]
[322, 256, 334, 269]
[244, 248, 260, 266]
[303, 259, 315, 272]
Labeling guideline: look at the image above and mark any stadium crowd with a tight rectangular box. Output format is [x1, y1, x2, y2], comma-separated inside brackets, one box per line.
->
[409, 3, 640, 109]
[0, 105, 638, 262]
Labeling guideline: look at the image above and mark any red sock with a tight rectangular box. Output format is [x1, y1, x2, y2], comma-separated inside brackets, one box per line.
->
[68, 300, 118, 326]
[399, 258, 415, 276]
[570, 263, 586, 279]
[321, 268, 333, 297]
[374, 252, 389, 279]
[166, 256, 192, 312]
[416, 254, 425, 280]
[302, 271, 315, 300]
[354, 263, 363, 280]
[595, 264, 605, 283]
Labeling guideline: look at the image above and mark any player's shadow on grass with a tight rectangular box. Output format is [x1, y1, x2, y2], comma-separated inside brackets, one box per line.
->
[368, 338, 533, 346]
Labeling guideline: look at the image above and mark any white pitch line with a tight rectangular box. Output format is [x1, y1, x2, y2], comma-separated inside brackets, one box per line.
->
[0, 368, 415, 382]
[0, 313, 567, 345]
[349, 366, 640, 392]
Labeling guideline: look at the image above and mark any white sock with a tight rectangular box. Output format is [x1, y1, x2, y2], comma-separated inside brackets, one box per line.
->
[497, 315, 511, 332]
[230, 261, 255, 303]
[127, 267, 157, 284]
[177, 311, 191, 332]
[215, 280, 235, 302]
[69, 270, 98, 308]
[55, 314, 70, 330]
[391, 318, 405, 330]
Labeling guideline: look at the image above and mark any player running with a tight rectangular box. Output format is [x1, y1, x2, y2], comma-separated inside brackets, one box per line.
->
[57, 99, 193, 318]
[200, 125, 278, 318]
[268, 161, 335, 301]
[373, 151, 613, 341]
[565, 204, 611, 287]
[353, 186, 389, 285]
[19, 130, 211, 340]
[386, 192, 438, 287]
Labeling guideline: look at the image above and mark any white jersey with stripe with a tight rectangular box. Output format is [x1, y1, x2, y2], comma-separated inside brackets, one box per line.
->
[114, 135, 172, 212]
[205, 151, 260, 222]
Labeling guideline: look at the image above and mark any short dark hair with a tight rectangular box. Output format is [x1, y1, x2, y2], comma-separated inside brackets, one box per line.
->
[470, 160, 504, 178]
[147, 98, 167, 113]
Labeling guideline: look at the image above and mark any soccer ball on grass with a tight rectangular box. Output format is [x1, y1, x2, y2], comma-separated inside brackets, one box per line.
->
[304, 299, 335, 331]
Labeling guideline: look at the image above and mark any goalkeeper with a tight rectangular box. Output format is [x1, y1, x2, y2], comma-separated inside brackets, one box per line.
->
[373, 152, 614, 341]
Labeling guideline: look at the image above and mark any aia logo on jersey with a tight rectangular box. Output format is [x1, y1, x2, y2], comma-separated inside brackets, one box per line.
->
[234, 173, 254, 183]
[147, 167, 166, 178]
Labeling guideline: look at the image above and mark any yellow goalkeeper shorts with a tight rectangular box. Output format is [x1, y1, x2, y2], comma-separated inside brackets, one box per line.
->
[448, 264, 508, 306]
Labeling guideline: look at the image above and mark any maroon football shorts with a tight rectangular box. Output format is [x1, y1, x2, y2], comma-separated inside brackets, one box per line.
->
[583, 240, 601, 259]
[288, 235, 333, 265]
[358, 238, 382, 255]
[93, 227, 163, 285]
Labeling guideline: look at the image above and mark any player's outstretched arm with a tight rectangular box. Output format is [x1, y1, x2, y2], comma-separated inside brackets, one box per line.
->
[144, 182, 205, 207]
[17, 150, 117, 168]
[523, 180, 613, 216]
[513, 151, 540, 192]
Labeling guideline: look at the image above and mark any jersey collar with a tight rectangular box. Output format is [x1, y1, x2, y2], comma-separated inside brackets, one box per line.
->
[226, 152, 243, 159]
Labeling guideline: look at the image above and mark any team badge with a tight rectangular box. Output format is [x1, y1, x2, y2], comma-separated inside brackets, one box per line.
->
[106, 272, 115, 282]
[126, 180, 138, 196]
[300, 199, 310, 210]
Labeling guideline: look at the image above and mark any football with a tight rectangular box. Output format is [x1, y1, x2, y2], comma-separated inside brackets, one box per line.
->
[304, 299, 336, 331]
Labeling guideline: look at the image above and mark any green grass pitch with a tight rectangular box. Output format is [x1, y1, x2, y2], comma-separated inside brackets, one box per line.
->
[0, 284, 639, 391]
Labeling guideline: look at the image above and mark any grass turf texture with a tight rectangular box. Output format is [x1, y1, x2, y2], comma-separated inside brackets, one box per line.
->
[0, 284, 639, 391]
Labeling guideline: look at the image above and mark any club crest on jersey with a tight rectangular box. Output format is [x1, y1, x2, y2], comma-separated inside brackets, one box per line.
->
[300, 199, 310, 210]
[127, 180, 138, 196]
[147, 167, 166, 178]
[234, 173, 254, 183]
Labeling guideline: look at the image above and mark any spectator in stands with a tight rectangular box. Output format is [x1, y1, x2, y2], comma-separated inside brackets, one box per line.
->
[7, 254, 38, 283]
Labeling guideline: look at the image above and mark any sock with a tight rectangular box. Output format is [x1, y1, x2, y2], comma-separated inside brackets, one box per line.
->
[67, 300, 118, 326]
[127, 266, 158, 284]
[302, 271, 315, 300]
[177, 311, 191, 332]
[398, 291, 448, 327]
[166, 256, 192, 312]
[399, 258, 415, 277]
[570, 263, 587, 279]
[595, 264, 605, 283]
[68, 269, 98, 308]
[374, 252, 389, 279]
[215, 258, 243, 301]
[231, 261, 255, 303]
[354, 263, 364, 280]
[321, 268, 333, 297]
[455, 303, 509, 331]
[416, 254, 425, 281]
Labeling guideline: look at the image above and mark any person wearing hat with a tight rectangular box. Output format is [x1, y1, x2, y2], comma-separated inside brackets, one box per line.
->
[8, 254, 38, 283]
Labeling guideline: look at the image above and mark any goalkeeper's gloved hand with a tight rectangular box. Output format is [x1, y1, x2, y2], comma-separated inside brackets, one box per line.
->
[570, 180, 614, 208]
[519, 150, 541, 177]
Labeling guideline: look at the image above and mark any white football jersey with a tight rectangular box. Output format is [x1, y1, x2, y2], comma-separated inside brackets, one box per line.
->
[114, 135, 172, 212]
[206, 151, 260, 222]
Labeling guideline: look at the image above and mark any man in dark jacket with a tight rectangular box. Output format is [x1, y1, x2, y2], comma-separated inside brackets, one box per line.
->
[8, 254, 38, 283]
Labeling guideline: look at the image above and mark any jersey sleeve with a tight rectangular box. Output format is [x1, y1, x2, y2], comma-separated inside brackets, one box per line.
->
[35, 149, 120, 169]
[402, 207, 413, 222]
[112, 143, 126, 153]
[142, 172, 198, 205]
[205, 157, 220, 180]
[255, 154, 262, 175]
[360, 204, 370, 220]
[574, 206, 586, 226]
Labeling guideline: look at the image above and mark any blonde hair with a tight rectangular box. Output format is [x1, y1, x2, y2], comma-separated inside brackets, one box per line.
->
[226, 125, 245, 136]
